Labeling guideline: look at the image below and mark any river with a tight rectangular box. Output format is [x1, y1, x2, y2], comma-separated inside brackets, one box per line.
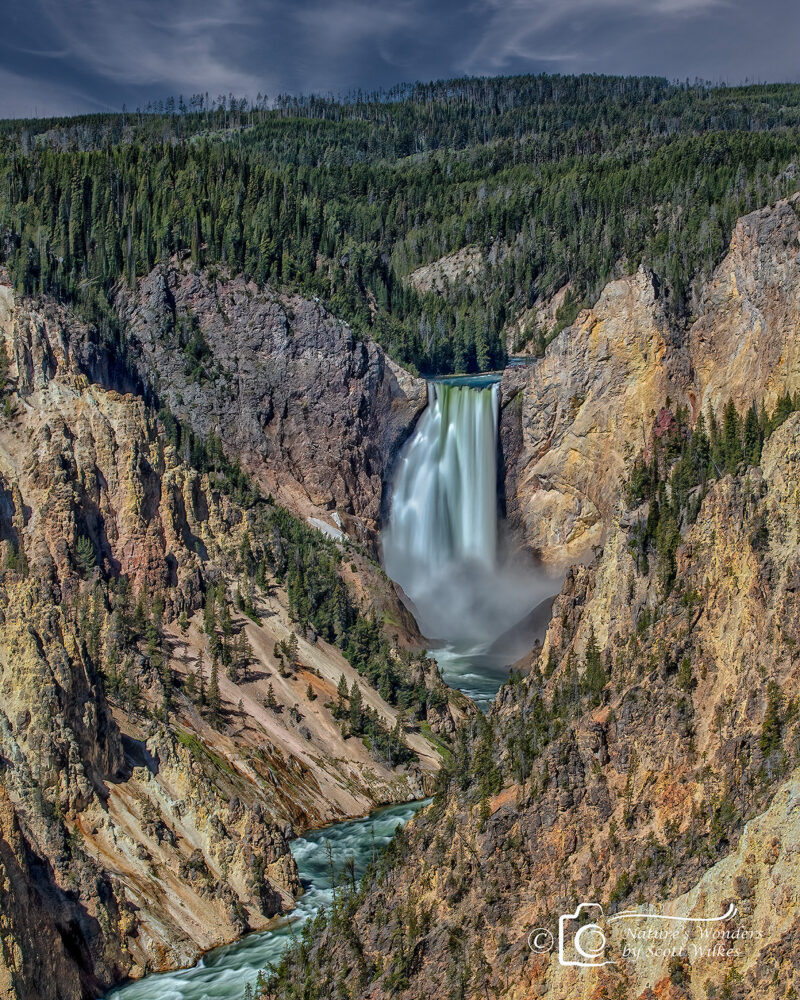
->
[105, 800, 428, 1000]
[107, 375, 550, 999]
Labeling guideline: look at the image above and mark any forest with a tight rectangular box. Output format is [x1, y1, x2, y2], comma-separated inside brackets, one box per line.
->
[1, 75, 800, 374]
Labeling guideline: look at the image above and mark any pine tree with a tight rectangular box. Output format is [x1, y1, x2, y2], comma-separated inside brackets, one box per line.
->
[349, 681, 363, 733]
[690, 411, 710, 479]
[336, 674, 348, 714]
[722, 398, 743, 472]
[195, 659, 206, 706]
[743, 404, 762, 465]
[760, 681, 783, 757]
[582, 627, 606, 703]
[207, 659, 221, 718]
[184, 666, 197, 700]
[75, 534, 96, 577]
[219, 597, 233, 638]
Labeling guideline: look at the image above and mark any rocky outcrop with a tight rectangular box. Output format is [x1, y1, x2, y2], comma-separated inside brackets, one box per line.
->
[114, 263, 427, 540]
[689, 195, 800, 414]
[501, 266, 690, 567]
[502, 194, 800, 570]
[503, 281, 572, 354]
[0, 283, 448, 999]
[403, 246, 485, 296]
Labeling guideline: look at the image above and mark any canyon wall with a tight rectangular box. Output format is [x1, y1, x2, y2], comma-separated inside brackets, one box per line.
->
[275, 405, 800, 1000]
[502, 194, 800, 570]
[259, 191, 800, 1000]
[0, 278, 449, 1000]
[115, 263, 427, 541]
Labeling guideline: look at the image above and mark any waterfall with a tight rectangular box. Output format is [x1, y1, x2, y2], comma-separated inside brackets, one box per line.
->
[385, 381, 499, 575]
[383, 379, 553, 705]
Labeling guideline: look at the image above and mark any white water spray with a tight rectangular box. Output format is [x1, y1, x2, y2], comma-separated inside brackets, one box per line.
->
[383, 379, 553, 705]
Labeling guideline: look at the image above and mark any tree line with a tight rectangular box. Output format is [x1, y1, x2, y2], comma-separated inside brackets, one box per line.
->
[1, 75, 799, 375]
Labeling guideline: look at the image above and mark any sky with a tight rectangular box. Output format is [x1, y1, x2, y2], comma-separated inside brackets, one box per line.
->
[0, 0, 798, 118]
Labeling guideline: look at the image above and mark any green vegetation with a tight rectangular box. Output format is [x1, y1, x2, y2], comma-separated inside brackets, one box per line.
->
[2, 77, 800, 375]
[243, 500, 445, 723]
[74, 534, 96, 577]
[626, 393, 800, 591]
[329, 678, 412, 766]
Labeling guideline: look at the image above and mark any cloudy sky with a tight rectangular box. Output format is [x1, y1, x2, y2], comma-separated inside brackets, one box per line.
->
[1, 0, 798, 118]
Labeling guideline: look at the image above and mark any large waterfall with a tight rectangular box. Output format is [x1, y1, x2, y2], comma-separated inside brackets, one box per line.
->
[383, 378, 552, 706]
[384, 380, 499, 577]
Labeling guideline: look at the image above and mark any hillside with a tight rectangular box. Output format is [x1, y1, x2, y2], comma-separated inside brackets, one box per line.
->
[1, 77, 800, 376]
[500, 194, 800, 569]
[1, 73, 800, 1000]
[260, 194, 800, 1000]
[0, 275, 465, 999]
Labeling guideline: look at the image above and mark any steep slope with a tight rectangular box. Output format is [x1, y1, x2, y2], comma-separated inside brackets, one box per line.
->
[113, 262, 427, 542]
[264, 408, 800, 1000]
[500, 266, 689, 566]
[0, 281, 457, 999]
[502, 193, 800, 570]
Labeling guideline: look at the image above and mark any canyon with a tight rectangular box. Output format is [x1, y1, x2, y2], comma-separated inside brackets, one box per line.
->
[260, 193, 800, 999]
[0, 189, 799, 1000]
[0, 268, 460, 1000]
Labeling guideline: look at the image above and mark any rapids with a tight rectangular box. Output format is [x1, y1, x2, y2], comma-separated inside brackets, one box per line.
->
[104, 801, 427, 1000]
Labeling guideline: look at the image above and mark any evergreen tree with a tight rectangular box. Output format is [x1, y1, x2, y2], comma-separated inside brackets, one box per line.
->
[743, 405, 762, 465]
[195, 659, 206, 706]
[337, 674, 348, 713]
[207, 659, 221, 718]
[75, 534, 96, 577]
[349, 681, 363, 734]
[722, 399, 743, 472]
[582, 628, 606, 703]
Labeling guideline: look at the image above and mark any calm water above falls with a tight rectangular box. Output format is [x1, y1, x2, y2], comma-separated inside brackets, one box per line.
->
[105, 801, 427, 1000]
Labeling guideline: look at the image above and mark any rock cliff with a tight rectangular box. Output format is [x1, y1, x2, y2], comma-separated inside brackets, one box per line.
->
[269, 406, 800, 1000]
[0, 278, 451, 1000]
[261, 193, 800, 1000]
[114, 263, 427, 541]
[502, 194, 800, 570]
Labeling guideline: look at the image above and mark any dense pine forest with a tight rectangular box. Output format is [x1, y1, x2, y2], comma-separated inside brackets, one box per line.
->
[1, 74, 800, 374]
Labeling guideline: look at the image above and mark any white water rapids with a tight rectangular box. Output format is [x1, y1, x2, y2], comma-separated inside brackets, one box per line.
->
[382, 377, 554, 707]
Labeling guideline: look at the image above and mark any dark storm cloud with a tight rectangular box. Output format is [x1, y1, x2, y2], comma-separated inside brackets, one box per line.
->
[0, 0, 797, 118]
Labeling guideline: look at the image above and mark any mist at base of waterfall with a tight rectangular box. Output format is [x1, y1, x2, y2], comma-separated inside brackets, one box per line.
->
[382, 379, 557, 707]
[386, 532, 556, 709]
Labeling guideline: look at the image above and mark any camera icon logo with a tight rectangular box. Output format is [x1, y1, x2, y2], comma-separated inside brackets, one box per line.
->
[558, 903, 617, 967]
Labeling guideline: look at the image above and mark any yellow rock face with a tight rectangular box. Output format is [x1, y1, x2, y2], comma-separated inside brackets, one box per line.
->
[503, 195, 800, 570]
[0, 283, 445, 998]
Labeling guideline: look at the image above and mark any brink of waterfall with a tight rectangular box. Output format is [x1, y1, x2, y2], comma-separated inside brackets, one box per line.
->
[382, 379, 553, 706]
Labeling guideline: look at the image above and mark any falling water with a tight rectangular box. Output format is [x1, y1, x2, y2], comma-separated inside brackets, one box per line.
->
[383, 377, 553, 707]
[98, 380, 552, 1000]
